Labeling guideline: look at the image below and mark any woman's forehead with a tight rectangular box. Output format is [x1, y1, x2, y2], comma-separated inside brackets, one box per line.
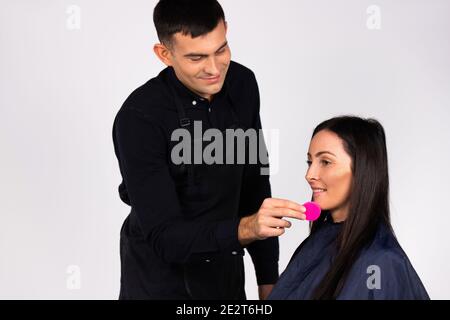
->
[308, 130, 347, 156]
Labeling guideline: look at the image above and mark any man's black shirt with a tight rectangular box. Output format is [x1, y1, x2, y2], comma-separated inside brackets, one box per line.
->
[112, 61, 279, 299]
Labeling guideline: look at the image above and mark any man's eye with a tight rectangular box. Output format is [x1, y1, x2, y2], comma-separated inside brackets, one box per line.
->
[216, 49, 225, 55]
[189, 57, 203, 62]
[306, 160, 312, 166]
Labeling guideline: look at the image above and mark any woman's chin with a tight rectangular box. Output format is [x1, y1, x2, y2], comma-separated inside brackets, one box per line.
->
[313, 200, 330, 211]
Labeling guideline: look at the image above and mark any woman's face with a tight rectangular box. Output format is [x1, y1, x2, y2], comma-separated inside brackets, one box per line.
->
[305, 130, 353, 221]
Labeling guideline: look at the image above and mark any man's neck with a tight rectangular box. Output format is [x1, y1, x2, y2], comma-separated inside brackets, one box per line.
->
[173, 69, 214, 102]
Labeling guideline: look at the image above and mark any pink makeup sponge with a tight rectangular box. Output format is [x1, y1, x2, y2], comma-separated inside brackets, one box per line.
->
[303, 201, 321, 221]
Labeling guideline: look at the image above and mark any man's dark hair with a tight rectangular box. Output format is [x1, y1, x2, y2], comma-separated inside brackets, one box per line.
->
[153, 0, 225, 46]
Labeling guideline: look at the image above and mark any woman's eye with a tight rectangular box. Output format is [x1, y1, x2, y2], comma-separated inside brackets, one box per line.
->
[321, 160, 331, 166]
[306, 160, 312, 166]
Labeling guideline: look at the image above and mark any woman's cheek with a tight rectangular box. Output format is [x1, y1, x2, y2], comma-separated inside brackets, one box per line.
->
[335, 170, 352, 203]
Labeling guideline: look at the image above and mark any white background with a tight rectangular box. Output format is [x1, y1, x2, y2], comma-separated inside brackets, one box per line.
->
[1, 0, 449, 299]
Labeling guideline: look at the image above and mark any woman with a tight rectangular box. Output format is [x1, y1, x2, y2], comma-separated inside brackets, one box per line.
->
[268, 116, 429, 300]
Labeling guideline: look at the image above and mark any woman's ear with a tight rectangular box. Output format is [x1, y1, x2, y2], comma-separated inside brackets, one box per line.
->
[153, 43, 173, 66]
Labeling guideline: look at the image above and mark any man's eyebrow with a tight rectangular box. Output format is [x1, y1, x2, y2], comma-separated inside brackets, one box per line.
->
[307, 151, 337, 157]
[184, 41, 228, 58]
[215, 41, 228, 52]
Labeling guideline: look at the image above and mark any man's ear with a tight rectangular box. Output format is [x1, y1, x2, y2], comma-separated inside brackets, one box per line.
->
[153, 43, 173, 66]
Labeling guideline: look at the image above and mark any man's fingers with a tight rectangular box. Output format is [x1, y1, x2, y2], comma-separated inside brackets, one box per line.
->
[263, 198, 306, 213]
[266, 217, 292, 229]
[261, 207, 306, 220]
[271, 227, 286, 237]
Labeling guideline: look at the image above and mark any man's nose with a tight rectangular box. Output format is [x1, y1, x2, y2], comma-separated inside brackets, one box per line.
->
[204, 57, 220, 75]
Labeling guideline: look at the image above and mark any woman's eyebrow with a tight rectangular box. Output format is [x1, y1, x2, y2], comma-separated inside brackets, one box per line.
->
[307, 151, 337, 157]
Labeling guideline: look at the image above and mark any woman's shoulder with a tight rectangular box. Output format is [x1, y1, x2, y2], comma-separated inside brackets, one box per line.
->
[361, 222, 409, 264]
[343, 223, 430, 299]
[357, 222, 426, 288]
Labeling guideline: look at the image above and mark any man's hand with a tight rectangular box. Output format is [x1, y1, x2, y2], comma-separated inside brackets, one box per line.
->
[258, 284, 275, 300]
[238, 198, 307, 246]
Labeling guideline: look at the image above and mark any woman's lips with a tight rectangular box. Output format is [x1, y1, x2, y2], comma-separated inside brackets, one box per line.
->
[312, 189, 327, 196]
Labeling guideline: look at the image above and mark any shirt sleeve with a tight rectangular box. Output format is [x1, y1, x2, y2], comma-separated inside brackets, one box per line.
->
[238, 72, 279, 286]
[113, 106, 243, 265]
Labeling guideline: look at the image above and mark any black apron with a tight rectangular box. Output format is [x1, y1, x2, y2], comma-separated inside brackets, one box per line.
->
[168, 83, 247, 300]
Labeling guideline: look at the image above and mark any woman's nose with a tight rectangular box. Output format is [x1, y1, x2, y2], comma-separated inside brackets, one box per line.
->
[305, 165, 319, 182]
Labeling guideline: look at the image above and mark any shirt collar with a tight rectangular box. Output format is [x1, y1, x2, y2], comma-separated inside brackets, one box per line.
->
[166, 66, 230, 105]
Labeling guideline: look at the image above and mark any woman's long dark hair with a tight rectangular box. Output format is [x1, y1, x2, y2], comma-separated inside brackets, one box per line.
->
[310, 116, 394, 300]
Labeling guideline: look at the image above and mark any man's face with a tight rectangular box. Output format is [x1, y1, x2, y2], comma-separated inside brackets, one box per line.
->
[165, 20, 231, 100]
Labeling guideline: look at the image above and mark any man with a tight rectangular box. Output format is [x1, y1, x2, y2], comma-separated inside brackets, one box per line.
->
[112, 0, 306, 300]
